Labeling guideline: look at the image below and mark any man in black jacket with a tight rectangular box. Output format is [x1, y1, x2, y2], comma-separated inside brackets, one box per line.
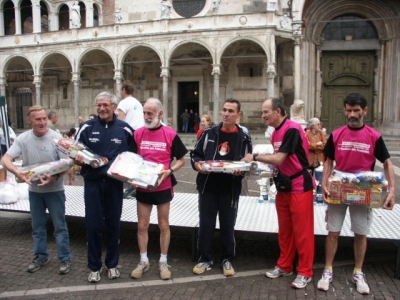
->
[75, 92, 133, 283]
[190, 98, 252, 277]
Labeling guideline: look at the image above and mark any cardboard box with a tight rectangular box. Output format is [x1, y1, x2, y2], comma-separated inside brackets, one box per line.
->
[107, 152, 164, 190]
[18, 158, 74, 182]
[326, 171, 385, 208]
[0, 166, 6, 182]
[203, 160, 257, 173]
[55, 139, 108, 168]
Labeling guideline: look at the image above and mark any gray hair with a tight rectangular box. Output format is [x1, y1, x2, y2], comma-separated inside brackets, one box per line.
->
[47, 111, 57, 119]
[307, 117, 320, 129]
[145, 98, 163, 113]
[94, 92, 118, 105]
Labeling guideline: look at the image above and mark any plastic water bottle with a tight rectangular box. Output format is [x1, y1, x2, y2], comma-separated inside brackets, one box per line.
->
[314, 163, 324, 205]
[268, 184, 276, 203]
[259, 185, 268, 203]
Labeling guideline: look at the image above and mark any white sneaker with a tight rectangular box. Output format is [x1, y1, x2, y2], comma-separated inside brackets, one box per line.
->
[265, 266, 293, 279]
[317, 269, 333, 291]
[131, 260, 150, 279]
[352, 271, 370, 295]
[291, 275, 311, 289]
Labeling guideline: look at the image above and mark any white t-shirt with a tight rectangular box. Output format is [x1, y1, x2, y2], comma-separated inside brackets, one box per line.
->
[117, 96, 144, 130]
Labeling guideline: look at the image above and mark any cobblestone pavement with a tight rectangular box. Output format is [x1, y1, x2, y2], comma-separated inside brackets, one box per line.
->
[1, 154, 400, 299]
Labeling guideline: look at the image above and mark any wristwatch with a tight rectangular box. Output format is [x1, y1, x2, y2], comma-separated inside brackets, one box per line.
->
[253, 153, 259, 161]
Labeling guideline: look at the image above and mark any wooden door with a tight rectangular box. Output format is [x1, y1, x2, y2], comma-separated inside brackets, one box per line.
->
[321, 51, 375, 134]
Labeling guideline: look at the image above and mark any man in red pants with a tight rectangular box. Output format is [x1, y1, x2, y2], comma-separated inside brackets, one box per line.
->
[243, 98, 315, 289]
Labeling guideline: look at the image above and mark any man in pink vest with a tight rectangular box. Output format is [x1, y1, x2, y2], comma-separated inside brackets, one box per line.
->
[318, 93, 395, 295]
[244, 97, 315, 289]
[129, 98, 187, 280]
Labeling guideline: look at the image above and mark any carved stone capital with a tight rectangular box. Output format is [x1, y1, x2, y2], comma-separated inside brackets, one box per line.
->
[212, 64, 221, 76]
[33, 75, 42, 85]
[113, 69, 123, 81]
[160, 67, 170, 78]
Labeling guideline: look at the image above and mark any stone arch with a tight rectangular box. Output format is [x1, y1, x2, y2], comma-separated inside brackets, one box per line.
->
[302, 0, 399, 42]
[38, 51, 73, 75]
[219, 37, 269, 64]
[120, 43, 163, 71]
[168, 40, 213, 67]
[2, 54, 34, 74]
[78, 47, 116, 71]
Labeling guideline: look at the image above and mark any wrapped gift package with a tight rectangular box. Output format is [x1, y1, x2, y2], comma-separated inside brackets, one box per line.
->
[247, 144, 275, 179]
[17, 158, 74, 182]
[252, 144, 274, 155]
[326, 171, 387, 208]
[203, 160, 257, 173]
[55, 138, 108, 168]
[107, 152, 164, 190]
[247, 161, 274, 179]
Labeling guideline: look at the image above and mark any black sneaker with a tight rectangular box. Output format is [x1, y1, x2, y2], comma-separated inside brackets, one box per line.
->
[28, 256, 49, 273]
[59, 260, 71, 274]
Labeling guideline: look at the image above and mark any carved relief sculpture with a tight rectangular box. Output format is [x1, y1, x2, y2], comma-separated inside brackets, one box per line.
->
[280, 14, 292, 30]
[213, 0, 221, 14]
[290, 99, 307, 127]
[161, 0, 172, 19]
[70, 1, 81, 29]
[114, 8, 122, 24]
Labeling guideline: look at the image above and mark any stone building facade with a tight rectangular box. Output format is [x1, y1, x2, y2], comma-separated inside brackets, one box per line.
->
[0, 0, 399, 135]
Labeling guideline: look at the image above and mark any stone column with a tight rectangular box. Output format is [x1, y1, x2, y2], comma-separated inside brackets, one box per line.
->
[0, 77, 7, 95]
[113, 69, 122, 100]
[267, 63, 276, 98]
[14, 6, 21, 35]
[292, 21, 303, 100]
[33, 75, 42, 105]
[49, 11, 57, 31]
[212, 64, 221, 125]
[315, 43, 322, 117]
[376, 41, 385, 125]
[86, 2, 94, 27]
[160, 67, 170, 126]
[72, 72, 80, 127]
[0, 9, 5, 36]
[32, 1, 41, 33]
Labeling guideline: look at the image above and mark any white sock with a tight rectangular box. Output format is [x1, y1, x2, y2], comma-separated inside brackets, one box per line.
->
[159, 253, 168, 263]
[140, 252, 149, 263]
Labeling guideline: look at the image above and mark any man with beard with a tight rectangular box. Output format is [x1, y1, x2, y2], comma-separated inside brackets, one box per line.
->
[75, 92, 133, 283]
[130, 98, 187, 280]
[317, 93, 395, 295]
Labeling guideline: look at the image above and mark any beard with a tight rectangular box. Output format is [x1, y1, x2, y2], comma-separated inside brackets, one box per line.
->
[144, 116, 160, 129]
[347, 115, 363, 127]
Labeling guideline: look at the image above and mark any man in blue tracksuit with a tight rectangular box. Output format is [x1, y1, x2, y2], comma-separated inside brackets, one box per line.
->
[75, 91, 133, 283]
[190, 98, 252, 277]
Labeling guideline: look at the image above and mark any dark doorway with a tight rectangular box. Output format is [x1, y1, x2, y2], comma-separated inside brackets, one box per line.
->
[178, 81, 199, 133]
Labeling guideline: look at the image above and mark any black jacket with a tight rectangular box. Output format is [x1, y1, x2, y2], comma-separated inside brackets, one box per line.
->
[190, 122, 252, 197]
[76, 115, 133, 180]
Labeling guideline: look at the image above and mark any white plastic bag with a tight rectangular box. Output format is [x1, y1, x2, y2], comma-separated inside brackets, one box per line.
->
[17, 182, 29, 200]
[0, 179, 18, 204]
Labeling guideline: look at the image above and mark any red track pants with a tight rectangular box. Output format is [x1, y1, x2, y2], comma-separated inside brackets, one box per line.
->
[275, 190, 314, 278]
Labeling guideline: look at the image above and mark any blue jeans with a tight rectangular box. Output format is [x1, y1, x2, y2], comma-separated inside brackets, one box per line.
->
[182, 121, 189, 133]
[29, 191, 71, 262]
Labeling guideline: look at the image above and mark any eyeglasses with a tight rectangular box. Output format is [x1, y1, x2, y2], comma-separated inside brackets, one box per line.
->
[95, 103, 113, 108]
